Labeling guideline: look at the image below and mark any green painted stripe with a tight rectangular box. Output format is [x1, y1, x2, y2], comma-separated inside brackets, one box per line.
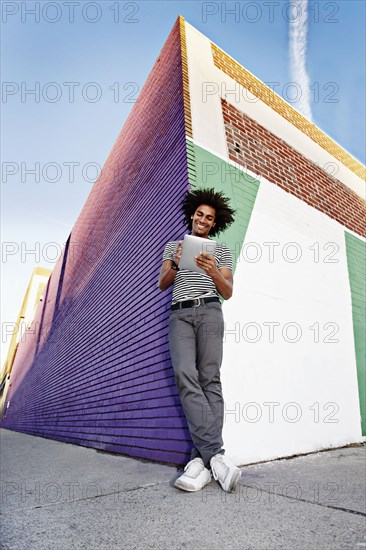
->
[186, 139, 260, 272]
[345, 231, 366, 436]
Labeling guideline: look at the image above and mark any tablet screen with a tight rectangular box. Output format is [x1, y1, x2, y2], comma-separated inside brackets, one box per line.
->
[179, 235, 217, 274]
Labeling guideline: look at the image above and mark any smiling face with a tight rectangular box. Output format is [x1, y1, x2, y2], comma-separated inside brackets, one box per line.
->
[191, 204, 216, 238]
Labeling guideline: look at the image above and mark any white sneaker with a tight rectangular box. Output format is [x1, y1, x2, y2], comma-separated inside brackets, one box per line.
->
[210, 454, 241, 492]
[174, 458, 212, 492]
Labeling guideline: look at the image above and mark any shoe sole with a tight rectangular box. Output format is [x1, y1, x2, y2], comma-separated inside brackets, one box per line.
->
[174, 475, 212, 492]
[213, 468, 241, 492]
[227, 468, 241, 492]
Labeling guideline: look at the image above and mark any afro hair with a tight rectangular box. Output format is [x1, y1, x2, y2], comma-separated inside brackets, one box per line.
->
[182, 187, 235, 237]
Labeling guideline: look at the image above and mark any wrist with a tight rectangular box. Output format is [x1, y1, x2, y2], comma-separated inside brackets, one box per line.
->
[171, 260, 180, 271]
[210, 267, 220, 280]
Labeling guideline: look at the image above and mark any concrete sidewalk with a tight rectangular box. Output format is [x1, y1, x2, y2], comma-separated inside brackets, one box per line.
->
[0, 429, 365, 550]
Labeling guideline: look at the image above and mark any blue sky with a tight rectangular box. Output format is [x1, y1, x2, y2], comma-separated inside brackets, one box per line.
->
[1, 0, 365, 361]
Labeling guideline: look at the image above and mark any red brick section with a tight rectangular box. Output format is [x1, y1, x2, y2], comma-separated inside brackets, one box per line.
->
[221, 99, 366, 238]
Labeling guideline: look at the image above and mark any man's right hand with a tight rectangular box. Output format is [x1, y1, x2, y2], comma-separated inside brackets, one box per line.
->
[158, 241, 183, 291]
[174, 241, 182, 266]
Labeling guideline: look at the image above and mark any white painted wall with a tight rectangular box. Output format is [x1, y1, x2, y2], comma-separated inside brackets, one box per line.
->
[221, 178, 363, 465]
[184, 19, 365, 465]
[185, 23, 228, 160]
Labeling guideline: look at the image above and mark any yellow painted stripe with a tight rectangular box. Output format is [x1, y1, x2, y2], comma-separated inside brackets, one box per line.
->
[179, 16, 193, 139]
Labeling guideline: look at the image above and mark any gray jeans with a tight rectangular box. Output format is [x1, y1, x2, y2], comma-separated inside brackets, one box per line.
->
[169, 300, 225, 468]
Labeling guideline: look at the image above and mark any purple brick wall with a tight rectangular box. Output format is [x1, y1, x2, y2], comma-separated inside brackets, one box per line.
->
[2, 19, 193, 465]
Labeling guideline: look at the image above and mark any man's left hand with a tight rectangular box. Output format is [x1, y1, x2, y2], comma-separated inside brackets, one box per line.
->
[195, 252, 218, 277]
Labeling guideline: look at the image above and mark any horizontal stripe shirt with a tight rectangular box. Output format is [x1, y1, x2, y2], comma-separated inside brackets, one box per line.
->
[162, 239, 233, 305]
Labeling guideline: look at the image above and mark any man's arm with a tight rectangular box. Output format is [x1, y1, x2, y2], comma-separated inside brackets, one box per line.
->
[210, 267, 233, 300]
[158, 241, 182, 291]
[158, 260, 178, 291]
[195, 252, 233, 300]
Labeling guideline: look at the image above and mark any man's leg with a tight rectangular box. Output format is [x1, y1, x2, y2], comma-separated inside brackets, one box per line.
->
[196, 302, 242, 493]
[196, 302, 225, 454]
[169, 308, 223, 467]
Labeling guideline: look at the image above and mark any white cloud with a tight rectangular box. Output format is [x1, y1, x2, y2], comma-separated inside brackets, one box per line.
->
[289, 0, 312, 121]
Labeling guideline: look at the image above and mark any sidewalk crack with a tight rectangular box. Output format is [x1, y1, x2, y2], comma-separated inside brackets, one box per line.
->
[238, 482, 366, 518]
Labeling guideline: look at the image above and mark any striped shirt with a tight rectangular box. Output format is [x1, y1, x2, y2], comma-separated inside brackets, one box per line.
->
[162, 239, 233, 305]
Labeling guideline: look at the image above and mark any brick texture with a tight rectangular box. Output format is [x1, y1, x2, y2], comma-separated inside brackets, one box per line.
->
[221, 99, 366, 238]
[2, 19, 193, 465]
[212, 43, 365, 180]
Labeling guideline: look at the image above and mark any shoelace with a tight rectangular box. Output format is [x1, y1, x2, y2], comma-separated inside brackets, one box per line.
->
[211, 456, 229, 481]
[184, 458, 205, 478]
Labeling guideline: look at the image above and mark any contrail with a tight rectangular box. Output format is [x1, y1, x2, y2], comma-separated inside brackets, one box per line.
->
[289, 0, 312, 121]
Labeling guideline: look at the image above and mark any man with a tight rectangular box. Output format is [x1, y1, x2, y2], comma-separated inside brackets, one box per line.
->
[158, 188, 241, 493]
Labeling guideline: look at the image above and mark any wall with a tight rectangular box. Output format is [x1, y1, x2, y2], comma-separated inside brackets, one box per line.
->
[2, 19, 194, 465]
[2, 18, 365, 467]
[183, 19, 366, 464]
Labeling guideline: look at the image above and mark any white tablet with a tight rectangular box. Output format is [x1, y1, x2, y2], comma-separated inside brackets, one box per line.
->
[179, 235, 217, 274]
